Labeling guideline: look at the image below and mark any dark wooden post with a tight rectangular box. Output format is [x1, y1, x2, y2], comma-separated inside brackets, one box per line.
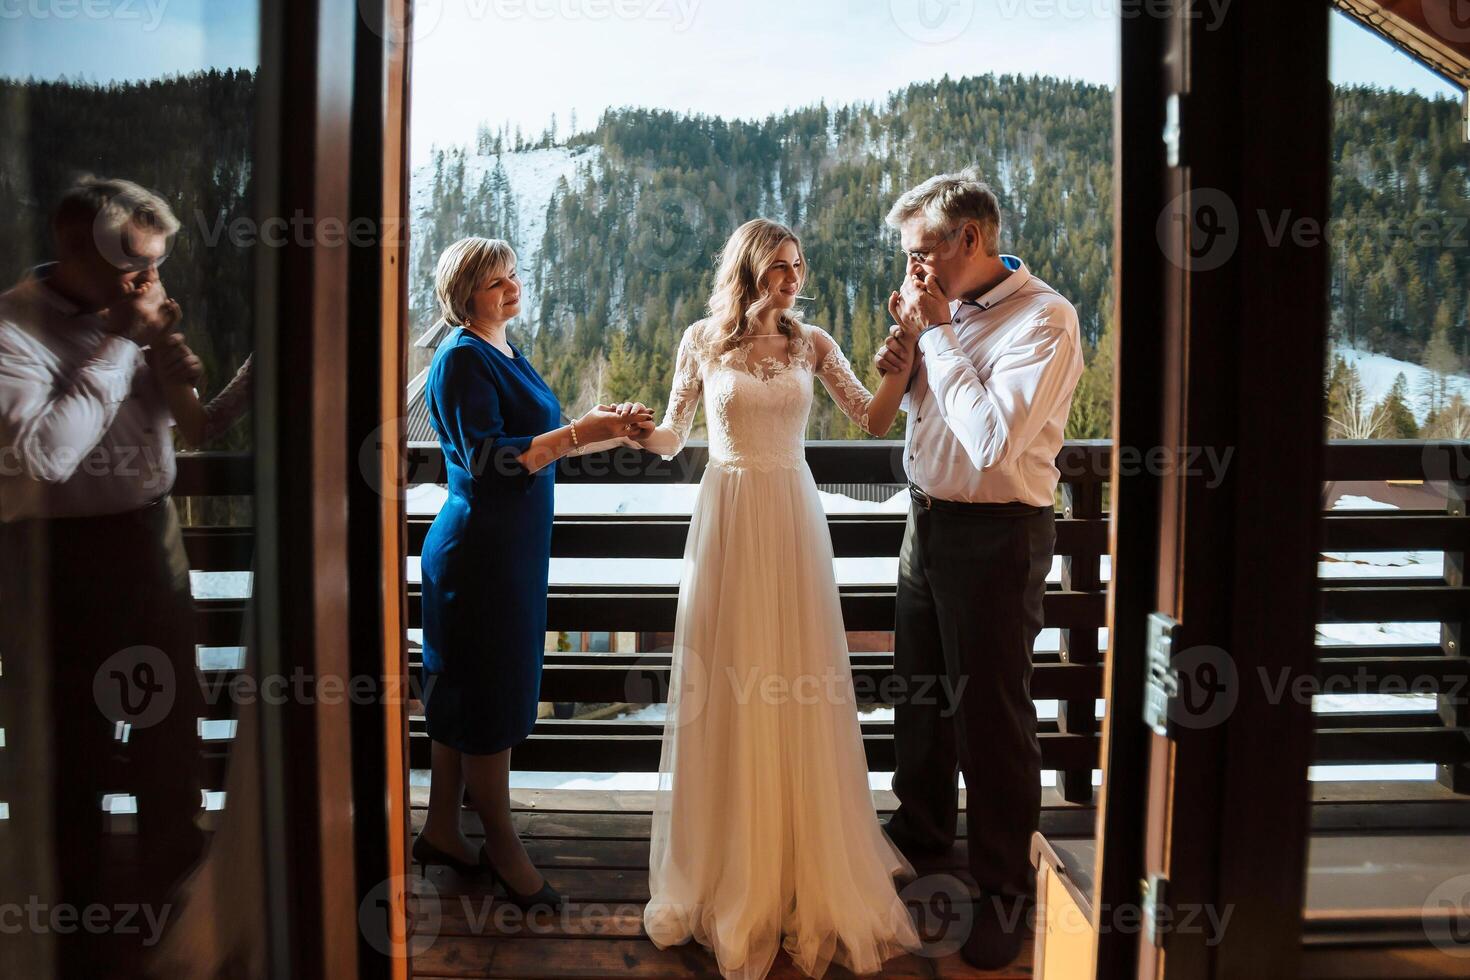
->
[1088, 6, 1170, 976]
[1440, 475, 1469, 794]
[1057, 480, 1104, 804]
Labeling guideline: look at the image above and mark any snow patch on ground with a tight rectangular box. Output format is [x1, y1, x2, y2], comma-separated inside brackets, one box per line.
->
[1331, 342, 1470, 425]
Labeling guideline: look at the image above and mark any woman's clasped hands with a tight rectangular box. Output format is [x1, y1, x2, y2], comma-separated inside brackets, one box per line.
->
[578, 401, 656, 445]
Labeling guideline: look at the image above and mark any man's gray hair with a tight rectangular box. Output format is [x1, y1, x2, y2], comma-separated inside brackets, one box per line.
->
[885, 167, 1001, 256]
[52, 175, 181, 244]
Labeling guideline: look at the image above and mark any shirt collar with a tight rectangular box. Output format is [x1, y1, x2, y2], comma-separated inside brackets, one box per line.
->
[28, 263, 85, 317]
[950, 254, 1029, 323]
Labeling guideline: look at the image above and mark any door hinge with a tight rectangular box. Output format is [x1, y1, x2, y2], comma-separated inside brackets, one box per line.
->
[1141, 873, 1171, 947]
[1144, 612, 1181, 737]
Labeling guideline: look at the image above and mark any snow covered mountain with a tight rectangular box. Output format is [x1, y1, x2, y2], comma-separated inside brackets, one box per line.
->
[408, 143, 603, 333]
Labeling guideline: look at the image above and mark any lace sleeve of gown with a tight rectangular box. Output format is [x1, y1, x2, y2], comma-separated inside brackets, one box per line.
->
[641, 325, 704, 460]
[811, 327, 874, 435]
[201, 353, 255, 443]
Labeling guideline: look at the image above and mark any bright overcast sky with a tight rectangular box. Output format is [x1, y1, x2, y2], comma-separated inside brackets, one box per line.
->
[406, 1, 1462, 162]
[0, 0, 1459, 167]
[410, 0, 1122, 156]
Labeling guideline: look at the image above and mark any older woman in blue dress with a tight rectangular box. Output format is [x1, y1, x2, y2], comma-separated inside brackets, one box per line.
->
[414, 237, 653, 909]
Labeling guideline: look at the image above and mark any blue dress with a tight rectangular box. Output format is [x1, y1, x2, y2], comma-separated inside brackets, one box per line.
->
[420, 328, 560, 755]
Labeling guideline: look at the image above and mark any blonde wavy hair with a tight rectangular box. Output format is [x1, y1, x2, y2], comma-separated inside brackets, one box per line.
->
[696, 219, 808, 356]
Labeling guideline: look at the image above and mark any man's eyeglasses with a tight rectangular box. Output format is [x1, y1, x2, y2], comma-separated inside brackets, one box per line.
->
[116, 254, 169, 274]
[902, 228, 959, 265]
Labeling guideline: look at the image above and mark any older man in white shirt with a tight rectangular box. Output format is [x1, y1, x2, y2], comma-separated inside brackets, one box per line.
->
[873, 168, 1084, 971]
[0, 177, 208, 974]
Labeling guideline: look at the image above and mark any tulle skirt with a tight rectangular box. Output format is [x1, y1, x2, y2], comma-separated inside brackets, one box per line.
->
[644, 460, 922, 980]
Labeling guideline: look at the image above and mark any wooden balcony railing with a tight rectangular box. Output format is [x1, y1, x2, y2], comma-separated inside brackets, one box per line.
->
[175, 439, 1470, 804]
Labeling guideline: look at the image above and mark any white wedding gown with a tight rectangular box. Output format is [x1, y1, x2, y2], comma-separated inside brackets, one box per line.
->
[639, 322, 922, 980]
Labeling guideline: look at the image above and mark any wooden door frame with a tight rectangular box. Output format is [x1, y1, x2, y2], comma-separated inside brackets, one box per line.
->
[344, 0, 415, 976]
[1140, 3, 1330, 977]
[346, 0, 414, 977]
[1089, 2, 1333, 977]
[1089, 5, 1170, 977]
[254, 0, 411, 975]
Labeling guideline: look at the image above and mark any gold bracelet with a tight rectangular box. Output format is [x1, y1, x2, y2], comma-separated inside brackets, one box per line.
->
[570, 419, 580, 449]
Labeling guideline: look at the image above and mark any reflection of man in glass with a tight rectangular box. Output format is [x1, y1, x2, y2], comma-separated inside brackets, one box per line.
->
[0, 176, 206, 975]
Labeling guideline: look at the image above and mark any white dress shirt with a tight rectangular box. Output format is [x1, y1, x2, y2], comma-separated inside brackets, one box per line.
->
[0, 268, 176, 522]
[900, 255, 1084, 507]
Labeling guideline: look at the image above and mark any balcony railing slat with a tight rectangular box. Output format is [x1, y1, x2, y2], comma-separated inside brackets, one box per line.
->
[183, 527, 256, 569]
[401, 586, 1109, 633]
[181, 438, 1470, 496]
[1056, 480, 1105, 803]
[1324, 439, 1469, 482]
[400, 512, 1110, 561]
[178, 439, 1470, 496]
[1437, 478, 1468, 793]
[399, 440, 1115, 487]
[174, 452, 254, 496]
[1314, 727, 1470, 765]
[1319, 585, 1470, 622]
[403, 720, 1101, 772]
[1322, 514, 1470, 552]
[415, 655, 1107, 704]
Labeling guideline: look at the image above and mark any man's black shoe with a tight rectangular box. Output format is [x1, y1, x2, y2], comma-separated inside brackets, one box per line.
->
[879, 817, 951, 859]
[960, 892, 1029, 970]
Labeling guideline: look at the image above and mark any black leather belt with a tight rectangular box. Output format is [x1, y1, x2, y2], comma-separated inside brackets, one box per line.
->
[908, 483, 1046, 516]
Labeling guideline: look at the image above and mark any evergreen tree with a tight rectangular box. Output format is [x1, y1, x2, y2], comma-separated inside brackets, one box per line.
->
[1378, 373, 1419, 438]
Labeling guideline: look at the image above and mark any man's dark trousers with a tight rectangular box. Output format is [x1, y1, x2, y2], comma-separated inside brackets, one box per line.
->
[886, 494, 1054, 900]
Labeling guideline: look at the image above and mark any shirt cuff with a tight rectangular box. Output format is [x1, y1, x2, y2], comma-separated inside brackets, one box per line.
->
[94, 333, 144, 367]
[87, 335, 144, 402]
[921, 322, 962, 358]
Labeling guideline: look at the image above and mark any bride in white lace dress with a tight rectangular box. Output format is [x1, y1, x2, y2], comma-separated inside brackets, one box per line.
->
[632, 219, 923, 979]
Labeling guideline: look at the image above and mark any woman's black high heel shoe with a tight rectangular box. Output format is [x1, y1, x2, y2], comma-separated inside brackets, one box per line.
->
[483, 849, 566, 913]
[411, 834, 492, 876]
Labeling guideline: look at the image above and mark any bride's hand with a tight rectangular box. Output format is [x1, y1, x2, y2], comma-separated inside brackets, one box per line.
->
[875, 324, 919, 377]
[620, 402, 655, 440]
[617, 402, 657, 442]
[587, 402, 655, 442]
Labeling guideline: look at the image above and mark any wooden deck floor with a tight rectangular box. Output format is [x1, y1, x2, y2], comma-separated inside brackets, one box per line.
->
[406, 788, 1089, 979]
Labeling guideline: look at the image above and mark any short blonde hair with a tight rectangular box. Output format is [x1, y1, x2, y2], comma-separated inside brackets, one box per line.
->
[434, 237, 516, 325]
[885, 167, 1001, 256]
